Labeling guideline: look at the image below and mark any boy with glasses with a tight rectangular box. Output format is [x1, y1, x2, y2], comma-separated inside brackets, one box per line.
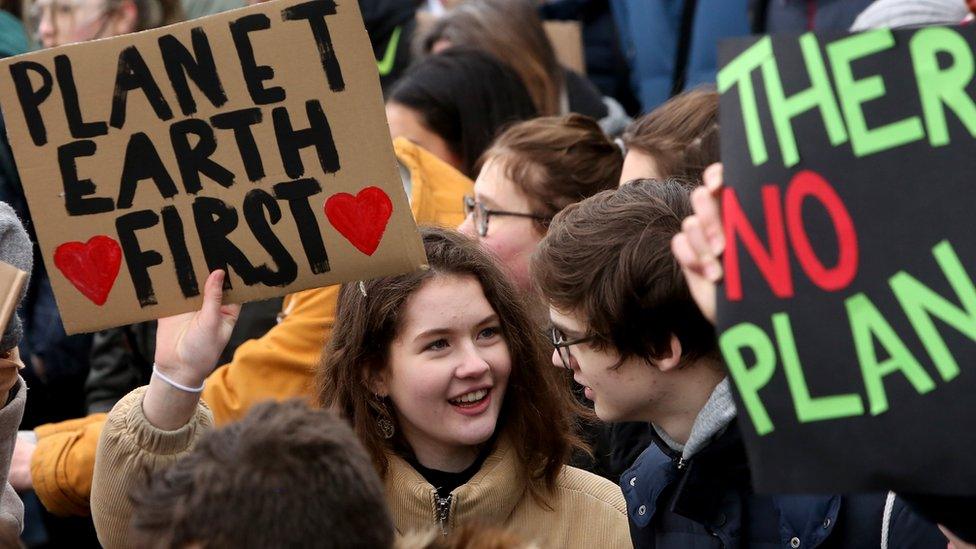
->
[532, 178, 945, 548]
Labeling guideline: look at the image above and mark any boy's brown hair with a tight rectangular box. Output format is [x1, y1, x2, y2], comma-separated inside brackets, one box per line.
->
[128, 400, 394, 549]
[317, 226, 583, 500]
[622, 88, 719, 181]
[533, 179, 718, 364]
[479, 114, 622, 232]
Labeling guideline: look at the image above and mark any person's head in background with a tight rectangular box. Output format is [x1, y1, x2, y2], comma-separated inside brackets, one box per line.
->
[419, 0, 563, 117]
[386, 48, 538, 178]
[533, 180, 722, 435]
[128, 399, 395, 549]
[620, 88, 719, 184]
[317, 227, 579, 490]
[459, 114, 622, 292]
[30, 0, 182, 48]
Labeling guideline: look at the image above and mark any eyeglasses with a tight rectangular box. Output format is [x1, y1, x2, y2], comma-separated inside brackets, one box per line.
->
[550, 326, 596, 371]
[463, 196, 551, 237]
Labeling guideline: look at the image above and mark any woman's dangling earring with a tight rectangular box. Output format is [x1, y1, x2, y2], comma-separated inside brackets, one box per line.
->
[375, 394, 395, 439]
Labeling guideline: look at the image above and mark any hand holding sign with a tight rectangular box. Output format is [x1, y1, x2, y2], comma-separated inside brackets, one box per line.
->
[145, 270, 239, 431]
[154, 270, 240, 389]
[671, 163, 725, 324]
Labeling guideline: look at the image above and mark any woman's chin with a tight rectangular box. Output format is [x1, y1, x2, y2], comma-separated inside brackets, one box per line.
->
[448, 417, 499, 448]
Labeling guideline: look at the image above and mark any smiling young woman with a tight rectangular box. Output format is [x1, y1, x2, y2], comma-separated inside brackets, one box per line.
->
[87, 227, 629, 548]
[316, 227, 630, 546]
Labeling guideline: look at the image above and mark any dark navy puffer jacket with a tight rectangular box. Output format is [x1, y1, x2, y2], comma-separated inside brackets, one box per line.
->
[620, 424, 947, 548]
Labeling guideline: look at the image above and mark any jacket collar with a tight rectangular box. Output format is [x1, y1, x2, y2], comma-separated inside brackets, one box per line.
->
[621, 422, 751, 529]
[621, 423, 841, 547]
[384, 435, 527, 534]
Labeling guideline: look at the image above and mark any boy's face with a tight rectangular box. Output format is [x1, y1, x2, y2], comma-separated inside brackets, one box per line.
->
[548, 307, 664, 423]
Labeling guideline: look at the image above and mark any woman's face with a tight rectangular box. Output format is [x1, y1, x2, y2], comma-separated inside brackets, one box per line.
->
[385, 101, 463, 171]
[378, 274, 511, 470]
[33, 0, 133, 49]
[458, 158, 544, 292]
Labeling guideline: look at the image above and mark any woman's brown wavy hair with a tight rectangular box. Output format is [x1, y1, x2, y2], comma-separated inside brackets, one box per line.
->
[316, 226, 583, 499]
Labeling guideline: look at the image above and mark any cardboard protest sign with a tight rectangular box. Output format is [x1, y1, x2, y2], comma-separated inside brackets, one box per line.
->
[544, 21, 585, 75]
[717, 26, 976, 495]
[0, 0, 426, 334]
[0, 261, 28, 340]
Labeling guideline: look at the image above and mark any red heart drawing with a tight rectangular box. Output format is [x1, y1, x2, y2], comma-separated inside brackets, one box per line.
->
[324, 186, 394, 256]
[53, 235, 123, 306]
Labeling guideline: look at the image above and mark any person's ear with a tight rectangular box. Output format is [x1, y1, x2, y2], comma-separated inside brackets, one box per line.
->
[365, 369, 389, 397]
[654, 334, 683, 372]
[110, 0, 139, 36]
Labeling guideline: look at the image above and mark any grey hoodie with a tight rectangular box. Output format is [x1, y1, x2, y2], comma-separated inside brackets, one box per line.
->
[0, 202, 32, 353]
[652, 377, 737, 462]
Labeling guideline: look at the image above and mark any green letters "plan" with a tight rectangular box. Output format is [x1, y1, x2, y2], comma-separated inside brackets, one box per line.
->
[718, 28, 976, 167]
[720, 240, 976, 436]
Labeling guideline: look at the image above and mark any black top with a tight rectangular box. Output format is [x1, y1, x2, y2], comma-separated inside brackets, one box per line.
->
[409, 448, 492, 499]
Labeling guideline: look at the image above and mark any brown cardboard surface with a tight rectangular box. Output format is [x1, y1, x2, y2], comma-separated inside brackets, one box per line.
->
[544, 21, 584, 75]
[0, 0, 426, 334]
[0, 261, 27, 340]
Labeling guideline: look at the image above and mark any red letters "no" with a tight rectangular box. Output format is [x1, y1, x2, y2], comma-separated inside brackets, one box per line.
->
[723, 170, 859, 301]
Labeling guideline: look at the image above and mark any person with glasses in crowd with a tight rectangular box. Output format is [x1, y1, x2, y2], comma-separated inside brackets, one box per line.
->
[459, 113, 620, 294]
[457, 113, 628, 479]
[533, 178, 946, 548]
[30, 0, 181, 48]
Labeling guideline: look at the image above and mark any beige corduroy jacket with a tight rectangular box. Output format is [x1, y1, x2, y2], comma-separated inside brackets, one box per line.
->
[91, 387, 632, 548]
[385, 435, 632, 548]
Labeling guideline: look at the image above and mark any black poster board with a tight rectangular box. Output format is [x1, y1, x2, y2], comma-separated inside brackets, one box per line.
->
[717, 26, 976, 495]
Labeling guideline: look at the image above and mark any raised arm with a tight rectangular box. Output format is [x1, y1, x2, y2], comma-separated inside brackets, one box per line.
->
[90, 271, 239, 548]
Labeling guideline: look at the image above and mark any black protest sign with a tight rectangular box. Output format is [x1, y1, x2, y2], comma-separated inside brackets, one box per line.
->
[716, 26, 976, 495]
[0, 0, 426, 334]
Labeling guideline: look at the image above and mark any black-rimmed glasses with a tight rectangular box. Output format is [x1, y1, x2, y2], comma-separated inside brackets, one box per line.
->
[550, 326, 596, 370]
[463, 196, 551, 237]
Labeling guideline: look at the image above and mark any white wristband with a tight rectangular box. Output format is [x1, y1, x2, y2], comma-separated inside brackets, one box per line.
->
[152, 364, 205, 393]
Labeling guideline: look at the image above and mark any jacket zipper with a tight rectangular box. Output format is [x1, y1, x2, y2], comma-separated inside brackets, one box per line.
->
[431, 490, 453, 535]
[677, 457, 688, 470]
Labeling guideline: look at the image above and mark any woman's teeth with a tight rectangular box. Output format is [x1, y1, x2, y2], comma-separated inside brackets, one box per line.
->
[450, 389, 488, 405]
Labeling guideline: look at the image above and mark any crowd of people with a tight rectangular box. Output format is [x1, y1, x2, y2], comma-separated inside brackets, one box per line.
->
[0, 0, 974, 547]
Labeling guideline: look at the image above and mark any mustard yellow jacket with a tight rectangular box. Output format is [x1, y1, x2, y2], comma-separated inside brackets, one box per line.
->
[31, 138, 473, 516]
